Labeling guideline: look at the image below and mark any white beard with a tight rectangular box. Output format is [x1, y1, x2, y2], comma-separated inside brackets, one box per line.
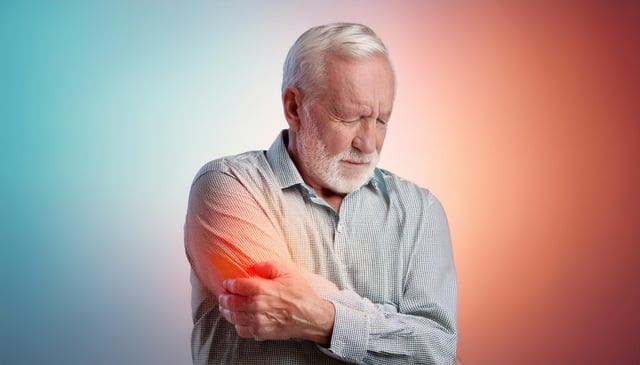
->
[296, 115, 378, 194]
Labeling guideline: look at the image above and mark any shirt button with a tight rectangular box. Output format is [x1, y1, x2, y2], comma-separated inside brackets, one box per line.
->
[337, 223, 344, 233]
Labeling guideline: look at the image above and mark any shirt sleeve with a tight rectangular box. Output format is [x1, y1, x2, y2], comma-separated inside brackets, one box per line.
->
[320, 193, 458, 365]
[184, 165, 291, 296]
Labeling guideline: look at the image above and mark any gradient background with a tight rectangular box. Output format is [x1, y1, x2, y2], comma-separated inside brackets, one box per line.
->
[1, 1, 639, 364]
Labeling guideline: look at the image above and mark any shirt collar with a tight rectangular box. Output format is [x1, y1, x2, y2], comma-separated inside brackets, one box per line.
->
[371, 168, 388, 194]
[266, 129, 388, 195]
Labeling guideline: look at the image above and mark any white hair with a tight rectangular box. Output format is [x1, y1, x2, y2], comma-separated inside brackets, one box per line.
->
[281, 23, 394, 97]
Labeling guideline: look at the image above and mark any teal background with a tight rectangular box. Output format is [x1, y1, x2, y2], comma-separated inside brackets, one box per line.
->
[1, 2, 292, 363]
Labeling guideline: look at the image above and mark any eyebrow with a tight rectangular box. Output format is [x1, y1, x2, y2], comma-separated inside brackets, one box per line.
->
[328, 101, 390, 120]
[341, 104, 374, 117]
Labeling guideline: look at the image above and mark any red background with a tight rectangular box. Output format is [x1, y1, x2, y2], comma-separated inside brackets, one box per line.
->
[379, 2, 640, 364]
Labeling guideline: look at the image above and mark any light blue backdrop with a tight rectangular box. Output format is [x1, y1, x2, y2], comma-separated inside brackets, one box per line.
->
[1, 2, 296, 363]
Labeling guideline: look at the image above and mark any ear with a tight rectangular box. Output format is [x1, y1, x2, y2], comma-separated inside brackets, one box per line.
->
[282, 86, 303, 132]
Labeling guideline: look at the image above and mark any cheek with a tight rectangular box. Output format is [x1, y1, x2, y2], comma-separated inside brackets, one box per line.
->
[376, 129, 387, 152]
[326, 135, 353, 155]
[319, 127, 354, 155]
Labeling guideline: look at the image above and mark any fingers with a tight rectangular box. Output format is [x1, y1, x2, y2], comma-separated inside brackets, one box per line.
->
[219, 284, 292, 341]
[234, 323, 272, 339]
[223, 262, 289, 296]
[219, 297, 263, 337]
[250, 261, 287, 279]
[218, 292, 247, 311]
[218, 291, 273, 312]
[217, 262, 335, 343]
[220, 305, 285, 339]
[218, 288, 280, 328]
[234, 325, 257, 339]
[223, 277, 264, 296]
[220, 306, 254, 326]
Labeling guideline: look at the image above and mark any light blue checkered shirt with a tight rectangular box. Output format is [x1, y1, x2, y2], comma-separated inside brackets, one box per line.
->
[185, 131, 457, 364]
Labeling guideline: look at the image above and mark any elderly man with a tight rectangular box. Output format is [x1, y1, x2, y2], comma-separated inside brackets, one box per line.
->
[185, 23, 458, 364]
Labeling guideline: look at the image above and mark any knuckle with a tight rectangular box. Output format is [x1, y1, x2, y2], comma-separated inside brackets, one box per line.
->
[228, 311, 239, 323]
[253, 315, 269, 327]
[235, 326, 250, 338]
[247, 300, 264, 314]
[220, 308, 231, 321]
[217, 294, 228, 307]
[248, 325, 266, 338]
[228, 296, 241, 309]
[225, 295, 248, 311]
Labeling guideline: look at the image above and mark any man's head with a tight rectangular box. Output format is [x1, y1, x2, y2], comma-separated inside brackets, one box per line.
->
[282, 23, 396, 195]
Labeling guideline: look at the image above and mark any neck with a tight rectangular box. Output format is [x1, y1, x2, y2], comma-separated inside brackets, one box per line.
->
[317, 188, 344, 213]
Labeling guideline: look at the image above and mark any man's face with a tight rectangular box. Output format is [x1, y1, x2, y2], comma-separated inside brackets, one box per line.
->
[295, 54, 395, 194]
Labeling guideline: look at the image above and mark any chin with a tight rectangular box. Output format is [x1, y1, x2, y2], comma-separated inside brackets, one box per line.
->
[330, 171, 374, 194]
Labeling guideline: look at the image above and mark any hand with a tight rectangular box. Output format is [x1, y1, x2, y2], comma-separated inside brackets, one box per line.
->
[218, 261, 335, 346]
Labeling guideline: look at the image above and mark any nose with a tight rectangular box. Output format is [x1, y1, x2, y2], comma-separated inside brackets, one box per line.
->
[352, 118, 377, 154]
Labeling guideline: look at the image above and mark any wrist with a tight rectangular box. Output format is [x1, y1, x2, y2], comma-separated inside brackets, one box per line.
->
[303, 299, 335, 347]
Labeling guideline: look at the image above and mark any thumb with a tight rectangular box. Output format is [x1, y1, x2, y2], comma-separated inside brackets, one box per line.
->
[249, 261, 288, 279]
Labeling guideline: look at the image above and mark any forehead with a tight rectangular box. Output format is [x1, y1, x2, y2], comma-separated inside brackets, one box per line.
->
[320, 54, 395, 110]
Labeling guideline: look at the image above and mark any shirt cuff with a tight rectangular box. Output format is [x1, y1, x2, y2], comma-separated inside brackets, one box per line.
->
[319, 299, 369, 363]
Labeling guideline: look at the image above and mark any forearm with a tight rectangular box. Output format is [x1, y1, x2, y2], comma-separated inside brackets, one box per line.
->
[322, 289, 457, 364]
[297, 297, 335, 347]
[319, 216, 458, 365]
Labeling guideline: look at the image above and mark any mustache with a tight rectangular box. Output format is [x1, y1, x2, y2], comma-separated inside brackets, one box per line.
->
[338, 149, 378, 164]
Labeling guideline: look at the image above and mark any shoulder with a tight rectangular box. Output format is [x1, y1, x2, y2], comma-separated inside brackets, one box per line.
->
[191, 150, 271, 187]
[377, 168, 451, 240]
[187, 150, 280, 208]
[375, 168, 448, 226]
[377, 168, 442, 207]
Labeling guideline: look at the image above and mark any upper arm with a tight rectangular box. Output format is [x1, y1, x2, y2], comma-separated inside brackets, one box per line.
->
[400, 191, 457, 331]
[184, 169, 291, 296]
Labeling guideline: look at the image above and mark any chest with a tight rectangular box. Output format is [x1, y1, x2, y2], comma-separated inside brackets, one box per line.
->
[273, 190, 407, 305]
